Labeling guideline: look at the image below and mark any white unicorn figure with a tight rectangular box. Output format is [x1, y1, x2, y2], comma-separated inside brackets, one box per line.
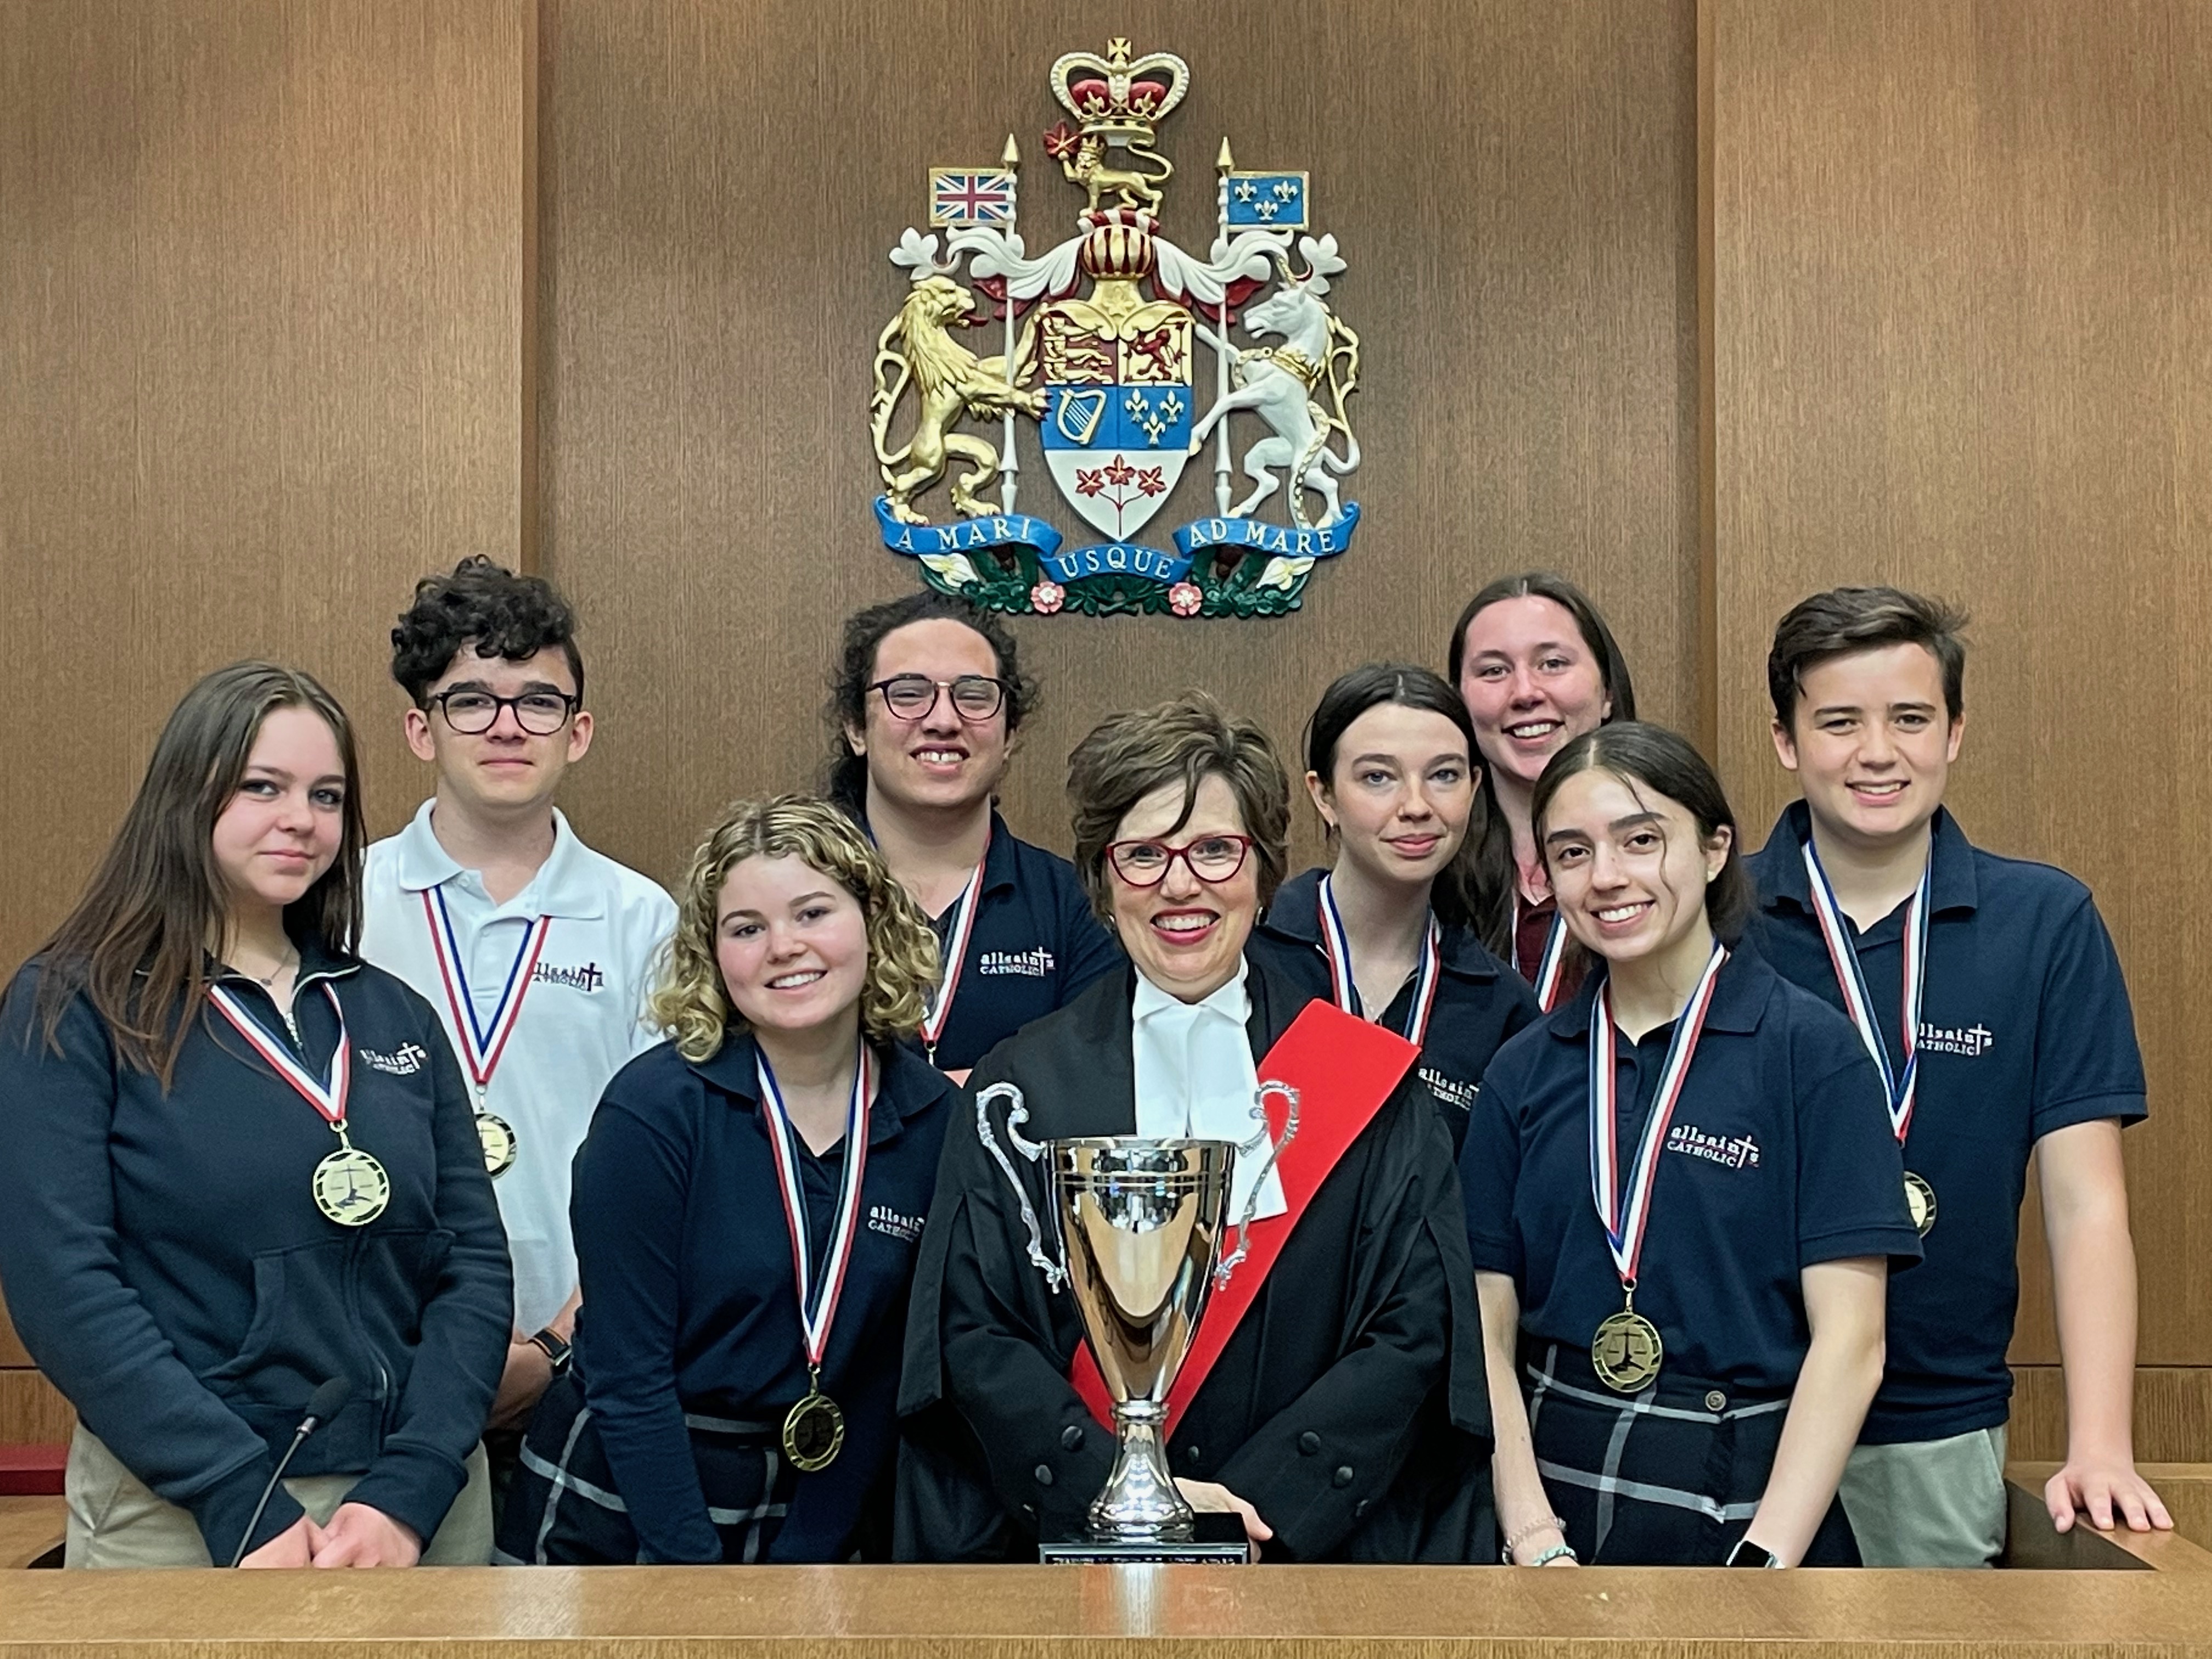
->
[1188, 250, 1361, 532]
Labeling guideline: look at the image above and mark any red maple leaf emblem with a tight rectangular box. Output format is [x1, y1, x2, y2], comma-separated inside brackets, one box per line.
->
[1136, 466, 1166, 496]
[1074, 466, 1106, 497]
[1102, 455, 1137, 487]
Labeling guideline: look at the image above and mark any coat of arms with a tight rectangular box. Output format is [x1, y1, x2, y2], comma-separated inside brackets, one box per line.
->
[870, 40, 1363, 618]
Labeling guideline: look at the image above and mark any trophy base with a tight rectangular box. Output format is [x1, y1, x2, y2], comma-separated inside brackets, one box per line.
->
[1039, 1511, 1252, 1564]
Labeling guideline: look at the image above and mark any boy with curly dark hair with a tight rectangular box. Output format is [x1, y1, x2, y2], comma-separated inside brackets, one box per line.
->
[360, 558, 675, 1535]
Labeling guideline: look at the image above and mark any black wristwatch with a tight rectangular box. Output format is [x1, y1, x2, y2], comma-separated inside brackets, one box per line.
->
[526, 1328, 573, 1375]
[1725, 1537, 1783, 1567]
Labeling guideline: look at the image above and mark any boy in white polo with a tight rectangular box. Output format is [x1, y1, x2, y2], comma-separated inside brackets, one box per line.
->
[360, 558, 675, 1472]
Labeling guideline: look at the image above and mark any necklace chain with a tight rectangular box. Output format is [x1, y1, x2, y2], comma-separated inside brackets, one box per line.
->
[232, 945, 298, 988]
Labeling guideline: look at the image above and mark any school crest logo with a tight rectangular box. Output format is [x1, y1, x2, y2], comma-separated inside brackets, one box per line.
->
[870, 40, 1364, 618]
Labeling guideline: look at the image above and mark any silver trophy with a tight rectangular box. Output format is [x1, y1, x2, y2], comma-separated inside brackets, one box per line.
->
[975, 1080, 1298, 1560]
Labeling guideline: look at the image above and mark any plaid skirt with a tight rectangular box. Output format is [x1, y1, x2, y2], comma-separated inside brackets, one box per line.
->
[1522, 1341, 1860, 1566]
[493, 1371, 798, 1565]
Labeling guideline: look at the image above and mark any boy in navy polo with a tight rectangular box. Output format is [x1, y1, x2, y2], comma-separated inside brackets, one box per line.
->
[1743, 586, 2169, 1565]
[827, 592, 1121, 1077]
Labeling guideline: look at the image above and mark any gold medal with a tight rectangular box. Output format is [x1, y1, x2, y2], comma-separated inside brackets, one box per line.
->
[1592, 1305, 1664, 1392]
[206, 982, 385, 1230]
[313, 1142, 391, 1227]
[1904, 1170, 1937, 1237]
[476, 1110, 518, 1178]
[781, 1377, 846, 1472]
[1586, 949, 1726, 1401]
[757, 1045, 873, 1476]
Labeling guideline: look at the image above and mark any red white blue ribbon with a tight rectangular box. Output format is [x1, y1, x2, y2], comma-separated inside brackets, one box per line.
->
[1515, 904, 1571, 1013]
[209, 981, 352, 1127]
[421, 889, 551, 1102]
[1316, 872, 1442, 1047]
[754, 1042, 874, 1372]
[918, 823, 990, 1061]
[1588, 943, 1727, 1286]
[1801, 839, 1928, 1145]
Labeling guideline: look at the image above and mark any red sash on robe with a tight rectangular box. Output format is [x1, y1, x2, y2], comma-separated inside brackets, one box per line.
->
[1069, 999, 1419, 1435]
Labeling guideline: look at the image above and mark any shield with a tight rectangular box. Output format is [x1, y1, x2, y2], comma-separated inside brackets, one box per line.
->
[1037, 296, 1193, 540]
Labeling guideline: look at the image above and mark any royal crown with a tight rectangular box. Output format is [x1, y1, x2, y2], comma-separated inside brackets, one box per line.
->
[1048, 38, 1190, 145]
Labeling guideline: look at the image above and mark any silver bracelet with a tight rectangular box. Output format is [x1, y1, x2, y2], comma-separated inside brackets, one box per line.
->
[1500, 1514, 1567, 1565]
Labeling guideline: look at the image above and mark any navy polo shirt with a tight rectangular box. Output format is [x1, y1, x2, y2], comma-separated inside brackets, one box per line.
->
[568, 1033, 956, 1562]
[1256, 867, 1543, 1155]
[1462, 949, 1921, 1395]
[1742, 802, 2149, 1443]
[898, 811, 1124, 1072]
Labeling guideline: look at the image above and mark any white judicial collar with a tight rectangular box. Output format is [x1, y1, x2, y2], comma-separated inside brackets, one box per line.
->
[1131, 960, 1287, 1223]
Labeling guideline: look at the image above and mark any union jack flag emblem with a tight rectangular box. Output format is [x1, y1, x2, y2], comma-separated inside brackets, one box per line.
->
[928, 169, 1015, 227]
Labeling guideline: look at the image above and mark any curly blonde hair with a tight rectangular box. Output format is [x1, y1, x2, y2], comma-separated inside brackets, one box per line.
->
[650, 795, 940, 1062]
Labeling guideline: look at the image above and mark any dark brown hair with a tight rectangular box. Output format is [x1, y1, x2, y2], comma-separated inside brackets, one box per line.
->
[391, 556, 584, 706]
[1529, 722, 1751, 945]
[1303, 663, 1486, 932]
[1444, 572, 1638, 955]
[824, 591, 1037, 817]
[1767, 586, 1969, 731]
[28, 663, 366, 1085]
[1066, 692, 1290, 922]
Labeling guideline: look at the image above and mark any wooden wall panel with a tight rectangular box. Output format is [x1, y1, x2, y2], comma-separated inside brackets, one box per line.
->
[538, 0, 1699, 888]
[0, 0, 532, 974]
[0, 1371, 73, 1446]
[1707, 0, 2212, 1384]
[2010, 1368, 2212, 1466]
[0, 0, 529, 1417]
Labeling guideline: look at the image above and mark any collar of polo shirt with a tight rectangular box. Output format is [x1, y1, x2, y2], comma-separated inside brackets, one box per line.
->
[391, 798, 609, 920]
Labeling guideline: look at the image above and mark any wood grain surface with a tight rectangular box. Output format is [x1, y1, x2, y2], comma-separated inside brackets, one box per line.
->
[2012, 1462, 2212, 1553]
[535, 0, 1699, 890]
[0, 1370, 70, 1446]
[0, 0, 532, 975]
[3, 1562, 2212, 1654]
[1705, 0, 2212, 1371]
[2007, 1367, 2212, 1465]
[0, 1498, 61, 1572]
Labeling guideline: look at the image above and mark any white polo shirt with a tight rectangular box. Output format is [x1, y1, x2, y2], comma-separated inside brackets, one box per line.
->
[361, 800, 677, 1335]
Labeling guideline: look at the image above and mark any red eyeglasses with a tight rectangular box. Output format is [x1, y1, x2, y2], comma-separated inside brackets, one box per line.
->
[1104, 834, 1255, 888]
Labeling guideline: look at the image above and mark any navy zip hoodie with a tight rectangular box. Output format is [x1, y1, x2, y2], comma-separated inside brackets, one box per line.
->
[0, 941, 510, 1564]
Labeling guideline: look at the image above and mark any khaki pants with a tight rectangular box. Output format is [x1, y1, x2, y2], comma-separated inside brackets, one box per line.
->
[65, 1425, 494, 1568]
[1836, 1424, 2008, 1567]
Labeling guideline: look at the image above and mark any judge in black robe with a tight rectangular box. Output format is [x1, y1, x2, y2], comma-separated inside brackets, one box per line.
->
[894, 692, 1492, 1562]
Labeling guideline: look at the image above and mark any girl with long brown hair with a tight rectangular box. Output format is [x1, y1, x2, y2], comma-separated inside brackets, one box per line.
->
[0, 662, 510, 1568]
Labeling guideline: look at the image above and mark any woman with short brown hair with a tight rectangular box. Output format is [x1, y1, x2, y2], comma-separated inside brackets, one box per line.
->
[898, 693, 1491, 1562]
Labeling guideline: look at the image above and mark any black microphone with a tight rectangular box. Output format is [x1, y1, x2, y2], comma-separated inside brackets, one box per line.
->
[229, 1376, 353, 1567]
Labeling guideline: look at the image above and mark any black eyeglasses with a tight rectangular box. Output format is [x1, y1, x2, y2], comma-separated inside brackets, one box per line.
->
[868, 674, 1009, 721]
[428, 689, 579, 736]
[1105, 834, 1255, 888]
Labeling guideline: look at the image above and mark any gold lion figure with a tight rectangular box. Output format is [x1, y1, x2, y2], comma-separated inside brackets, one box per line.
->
[1042, 124, 1172, 214]
[871, 276, 1044, 523]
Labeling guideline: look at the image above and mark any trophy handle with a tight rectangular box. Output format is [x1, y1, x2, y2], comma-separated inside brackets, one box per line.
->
[1215, 1080, 1300, 1286]
[973, 1081, 1066, 1292]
